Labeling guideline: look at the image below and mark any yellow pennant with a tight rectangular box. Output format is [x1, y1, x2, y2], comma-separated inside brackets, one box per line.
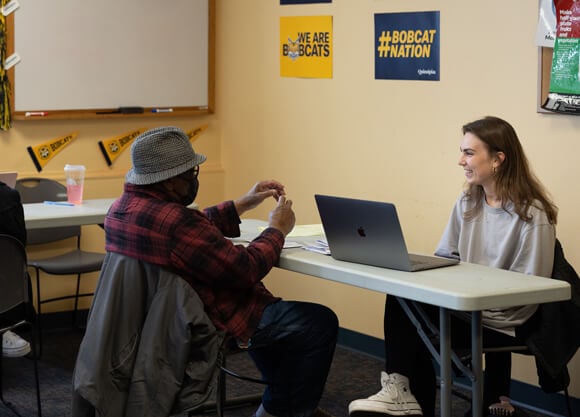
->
[98, 128, 145, 166]
[27, 132, 79, 172]
[186, 124, 209, 143]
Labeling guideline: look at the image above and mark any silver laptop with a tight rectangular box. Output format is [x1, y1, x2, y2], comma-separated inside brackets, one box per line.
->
[314, 194, 459, 272]
[0, 171, 17, 188]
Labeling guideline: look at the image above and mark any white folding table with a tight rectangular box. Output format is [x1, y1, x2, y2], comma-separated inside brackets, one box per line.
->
[240, 219, 571, 417]
[23, 198, 115, 230]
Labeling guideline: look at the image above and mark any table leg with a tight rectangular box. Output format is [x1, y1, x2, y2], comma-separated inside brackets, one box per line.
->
[471, 311, 483, 417]
[439, 308, 452, 417]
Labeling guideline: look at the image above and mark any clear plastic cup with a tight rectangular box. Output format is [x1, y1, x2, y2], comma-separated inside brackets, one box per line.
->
[64, 164, 86, 204]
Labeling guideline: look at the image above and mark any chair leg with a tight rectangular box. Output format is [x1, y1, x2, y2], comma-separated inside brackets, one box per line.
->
[0, 343, 4, 404]
[217, 354, 226, 417]
[187, 348, 264, 417]
[564, 388, 573, 417]
[30, 324, 42, 417]
[0, 340, 16, 417]
[34, 269, 43, 358]
[0, 326, 41, 417]
[73, 274, 81, 328]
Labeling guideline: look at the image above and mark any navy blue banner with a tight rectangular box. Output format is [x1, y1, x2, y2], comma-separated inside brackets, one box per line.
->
[374, 11, 440, 81]
[281, 0, 331, 4]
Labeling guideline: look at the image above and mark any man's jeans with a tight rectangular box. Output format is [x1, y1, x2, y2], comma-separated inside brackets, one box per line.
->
[248, 300, 338, 417]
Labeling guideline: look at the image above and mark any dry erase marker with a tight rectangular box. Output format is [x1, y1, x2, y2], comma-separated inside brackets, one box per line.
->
[25, 111, 48, 117]
[44, 200, 74, 206]
[151, 108, 173, 113]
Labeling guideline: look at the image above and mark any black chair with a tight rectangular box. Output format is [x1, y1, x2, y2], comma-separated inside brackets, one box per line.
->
[0, 234, 42, 417]
[189, 339, 266, 417]
[449, 345, 574, 417]
[406, 238, 579, 417]
[72, 252, 224, 416]
[15, 178, 105, 354]
[72, 251, 266, 417]
[403, 298, 576, 417]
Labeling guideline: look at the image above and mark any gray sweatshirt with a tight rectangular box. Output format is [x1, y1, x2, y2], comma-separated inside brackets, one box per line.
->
[435, 193, 555, 335]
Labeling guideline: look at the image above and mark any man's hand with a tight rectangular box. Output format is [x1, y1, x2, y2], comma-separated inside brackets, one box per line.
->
[268, 196, 295, 237]
[234, 180, 286, 216]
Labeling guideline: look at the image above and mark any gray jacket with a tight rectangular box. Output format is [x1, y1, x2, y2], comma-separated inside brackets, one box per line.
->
[72, 252, 224, 417]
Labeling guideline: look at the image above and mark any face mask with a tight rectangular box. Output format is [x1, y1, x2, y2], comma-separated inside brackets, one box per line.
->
[180, 178, 199, 206]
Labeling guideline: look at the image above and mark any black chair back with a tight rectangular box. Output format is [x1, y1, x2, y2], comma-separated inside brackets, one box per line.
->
[0, 234, 42, 416]
[0, 234, 28, 314]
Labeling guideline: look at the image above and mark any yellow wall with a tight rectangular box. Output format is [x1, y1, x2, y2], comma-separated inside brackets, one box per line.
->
[215, 0, 580, 397]
[1, 0, 578, 398]
[1, 116, 223, 309]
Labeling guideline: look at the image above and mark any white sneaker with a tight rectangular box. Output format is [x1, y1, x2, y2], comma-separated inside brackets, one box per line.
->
[2, 330, 31, 357]
[349, 372, 423, 416]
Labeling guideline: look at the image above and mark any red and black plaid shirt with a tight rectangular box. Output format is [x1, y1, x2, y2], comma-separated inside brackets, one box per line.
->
[104, 183, 283, 342]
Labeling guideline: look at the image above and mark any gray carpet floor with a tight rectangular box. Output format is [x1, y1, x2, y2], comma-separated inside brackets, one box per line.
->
[0, 329, 557, 417]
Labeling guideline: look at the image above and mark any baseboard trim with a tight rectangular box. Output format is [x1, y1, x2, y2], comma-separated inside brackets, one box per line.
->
[337, 327, 579, 417]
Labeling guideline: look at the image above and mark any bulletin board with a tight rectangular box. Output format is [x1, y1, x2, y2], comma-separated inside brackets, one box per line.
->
[539, 47, 553, 111]
[7, 0, 215, 120]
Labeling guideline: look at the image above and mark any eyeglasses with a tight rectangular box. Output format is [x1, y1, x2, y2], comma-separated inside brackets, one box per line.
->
[177, 165, 199, 182]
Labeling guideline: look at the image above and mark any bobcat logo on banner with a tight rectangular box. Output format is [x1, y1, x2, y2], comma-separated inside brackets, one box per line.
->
[280, 15, 333, 78]
[27, 132, 79, 172]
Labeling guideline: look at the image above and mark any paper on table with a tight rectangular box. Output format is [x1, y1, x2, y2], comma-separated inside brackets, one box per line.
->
[259, 224, 324, 238]
[229, 234, 303, 249]
[288, 224, 324, 237]
[283, 241, 303, 249]
[303, 246, 331, 255]
[303, 238, 330, 255]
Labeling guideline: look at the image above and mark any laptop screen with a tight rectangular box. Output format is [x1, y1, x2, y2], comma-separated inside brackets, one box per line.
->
[0, 172, 18, 188]
[315, 194, 458, 272]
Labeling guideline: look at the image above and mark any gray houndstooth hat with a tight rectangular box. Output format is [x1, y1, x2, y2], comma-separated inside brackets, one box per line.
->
[126, 126, 206, 185]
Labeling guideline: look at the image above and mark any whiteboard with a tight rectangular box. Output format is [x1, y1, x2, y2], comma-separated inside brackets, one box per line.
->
[14, 0, 211, 112]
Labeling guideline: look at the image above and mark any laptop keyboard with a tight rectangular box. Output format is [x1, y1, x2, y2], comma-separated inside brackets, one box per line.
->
[409, 253, 457, 270]
[410, 259, 434, 269]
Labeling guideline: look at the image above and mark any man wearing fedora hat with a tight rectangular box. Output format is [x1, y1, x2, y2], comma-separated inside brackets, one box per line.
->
[104, 126, 338, 417]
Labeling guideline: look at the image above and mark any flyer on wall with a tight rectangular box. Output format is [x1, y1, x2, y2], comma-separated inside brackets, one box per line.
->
[542, 0, 580, 114]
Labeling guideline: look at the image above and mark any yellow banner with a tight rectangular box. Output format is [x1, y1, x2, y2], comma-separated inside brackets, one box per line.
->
[27, 132, 78, 172]
[98, 128, 145, 166]
[0, 5, 11, 131]
[280, 15, 333, 78]
[186, 124, 209, 142]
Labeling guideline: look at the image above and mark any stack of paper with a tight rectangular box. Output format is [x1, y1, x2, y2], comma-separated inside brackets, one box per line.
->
[303, 239, 330, 255]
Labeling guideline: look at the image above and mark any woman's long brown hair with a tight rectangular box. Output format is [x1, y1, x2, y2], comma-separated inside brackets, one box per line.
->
[461, 116, 557, 224]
